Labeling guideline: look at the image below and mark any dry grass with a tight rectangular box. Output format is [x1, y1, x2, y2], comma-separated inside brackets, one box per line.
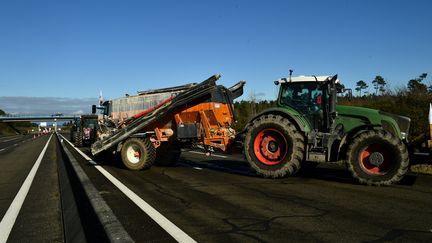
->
[410, 164, 432, 175]
[0, 123, 17, 136]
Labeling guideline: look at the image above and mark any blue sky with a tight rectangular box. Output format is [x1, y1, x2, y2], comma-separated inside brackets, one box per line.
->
[0, 0, 431, 114]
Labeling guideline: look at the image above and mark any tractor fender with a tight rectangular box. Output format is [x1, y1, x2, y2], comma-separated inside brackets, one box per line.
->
[245, 107, 312, 133]
[336, 124, 381, 161]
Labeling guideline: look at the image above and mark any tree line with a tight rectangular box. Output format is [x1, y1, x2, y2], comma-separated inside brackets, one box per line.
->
[355, 73, 428, 96]
[232, 100, 277, 132]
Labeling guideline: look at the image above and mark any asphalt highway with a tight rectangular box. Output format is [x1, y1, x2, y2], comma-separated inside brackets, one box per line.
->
[69, 139, 432, 242]
[0, 134, 33, 152]
[0, 134, 63, 242]
[0, 133, 431, 242]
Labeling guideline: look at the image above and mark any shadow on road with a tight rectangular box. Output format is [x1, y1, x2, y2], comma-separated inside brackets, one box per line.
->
[178, 158, 418, 186]
[83, 146, 419, 186]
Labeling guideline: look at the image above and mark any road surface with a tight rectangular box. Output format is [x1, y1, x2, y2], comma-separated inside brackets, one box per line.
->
[0, 134, 63, 242]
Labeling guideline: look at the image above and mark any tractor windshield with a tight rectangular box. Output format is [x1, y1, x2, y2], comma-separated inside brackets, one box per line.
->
[83, 119, 97, 129]
[279, 82, 324, 113]
[279, 82, 327, 130]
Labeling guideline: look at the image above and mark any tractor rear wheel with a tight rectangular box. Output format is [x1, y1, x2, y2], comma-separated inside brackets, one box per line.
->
[155, 142, 181, 166]
[346, 130, 409, 186]
[73, 131, 83, 147]
[244, 114, 305, 178]
[121, 138, 156, 170]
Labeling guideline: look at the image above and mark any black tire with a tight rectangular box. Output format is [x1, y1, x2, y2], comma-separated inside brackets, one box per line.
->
[244, 114, 305, 178]
[77, 131, 83, 147]
[121, 138, 156, 170]
[73, 131, 83, 147]
[155, 142, 181, 166]
[346, 130, 409, 186]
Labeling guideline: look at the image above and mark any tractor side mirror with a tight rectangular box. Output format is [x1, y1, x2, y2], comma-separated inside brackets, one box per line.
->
[91, 105, 96, 114]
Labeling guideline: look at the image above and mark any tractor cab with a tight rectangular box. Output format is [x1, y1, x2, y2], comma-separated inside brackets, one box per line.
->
[275, 75, 342, 133]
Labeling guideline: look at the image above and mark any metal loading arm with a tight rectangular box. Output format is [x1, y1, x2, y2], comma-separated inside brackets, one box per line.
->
[228, 80, 246, 100]
[91, 74, 221, 155]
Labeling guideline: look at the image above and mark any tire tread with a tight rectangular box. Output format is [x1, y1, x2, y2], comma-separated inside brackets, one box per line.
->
[346, 130, 409, 186]
[244, 114, 305, 178]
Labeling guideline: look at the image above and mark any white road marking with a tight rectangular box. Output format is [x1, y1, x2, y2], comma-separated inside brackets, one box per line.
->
[88, 160, 97, 165]
[1, 137, 22, 142]
[0, 134, 53, 243]
[187, 150, 228, 158]
[193, 167, 203, 170]
[0, 148, 4, 152]
[59, 134, 197, 243]
[414, 152, 430, 156]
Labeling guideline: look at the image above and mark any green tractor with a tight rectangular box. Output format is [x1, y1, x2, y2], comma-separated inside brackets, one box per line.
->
[244, 74, 410, 186]
[70, 114, 99, 147]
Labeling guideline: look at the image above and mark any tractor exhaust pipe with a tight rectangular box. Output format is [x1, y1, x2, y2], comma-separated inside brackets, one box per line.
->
[428, 103, 432, 148]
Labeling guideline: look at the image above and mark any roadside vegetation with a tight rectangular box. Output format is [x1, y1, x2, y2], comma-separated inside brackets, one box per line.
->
[340, 73, 430, 140]
[0, 109, 37, 136]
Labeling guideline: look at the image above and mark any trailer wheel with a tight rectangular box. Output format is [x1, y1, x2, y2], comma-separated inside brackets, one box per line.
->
[244, 114, 305, 178]
[121, 138, 156, 170]
[346, 130, 409, 186]
[155, 142, 181, 166]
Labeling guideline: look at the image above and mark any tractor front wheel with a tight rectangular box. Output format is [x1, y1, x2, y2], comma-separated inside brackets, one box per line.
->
[121, 138, 156, 170]
[244, 114, 305, 178]
[346, 130, 409, 186]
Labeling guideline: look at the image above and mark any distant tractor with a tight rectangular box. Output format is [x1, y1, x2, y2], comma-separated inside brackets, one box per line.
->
[244, 74, 410, 186]
[70, 115, 98, 147]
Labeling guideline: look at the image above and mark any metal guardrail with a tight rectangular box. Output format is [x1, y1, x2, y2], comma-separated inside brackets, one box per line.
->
[0, 115, 81, 122]
[57, 133, 134, 242]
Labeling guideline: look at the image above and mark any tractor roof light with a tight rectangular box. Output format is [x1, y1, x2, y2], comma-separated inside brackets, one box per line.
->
[274, 75, 339, 84]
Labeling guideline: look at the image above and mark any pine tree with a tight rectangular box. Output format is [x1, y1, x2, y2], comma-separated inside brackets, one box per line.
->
[355, 80, 368, 96]
[372, 76, 386, 95]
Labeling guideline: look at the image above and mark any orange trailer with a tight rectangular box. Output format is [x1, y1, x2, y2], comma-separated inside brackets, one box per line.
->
[91, 75, 245, 170]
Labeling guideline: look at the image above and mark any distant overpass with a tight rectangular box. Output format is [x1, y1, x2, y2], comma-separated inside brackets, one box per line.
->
[0, 115, 81, 122]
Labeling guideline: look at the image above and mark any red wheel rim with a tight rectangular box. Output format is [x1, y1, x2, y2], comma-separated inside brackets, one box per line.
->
[253, 128, 288, 165]
[359, 144, 391, 175]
